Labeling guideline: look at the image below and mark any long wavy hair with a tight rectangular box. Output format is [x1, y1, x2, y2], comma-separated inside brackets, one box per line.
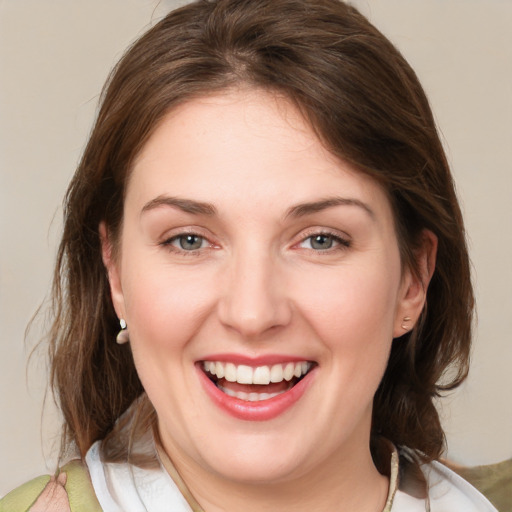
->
[48, 0, 473, 466]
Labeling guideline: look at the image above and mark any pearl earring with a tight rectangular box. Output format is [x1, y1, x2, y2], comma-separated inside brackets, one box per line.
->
[401, 316, 412, 331]
[116, 318, 129, 344]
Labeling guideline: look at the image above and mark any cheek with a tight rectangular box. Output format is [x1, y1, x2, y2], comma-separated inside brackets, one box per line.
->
[295, 262, 401, 345]
[120, 260, 218, 420]
[121, 258, 217, 357]
[292, 259, 401, 404]
[287, 261, 402, 439]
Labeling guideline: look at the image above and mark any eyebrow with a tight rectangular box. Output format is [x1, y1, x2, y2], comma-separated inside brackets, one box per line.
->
[141, 195, 217, 216]
[141, 195, 374, 219]
[285, 197, 375, 219]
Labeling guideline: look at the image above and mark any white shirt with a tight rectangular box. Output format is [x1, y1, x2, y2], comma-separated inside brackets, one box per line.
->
[85, 440, 498, 512]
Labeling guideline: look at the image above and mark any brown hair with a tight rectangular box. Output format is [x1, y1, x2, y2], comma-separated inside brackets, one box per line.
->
[49, 0, 473, 464]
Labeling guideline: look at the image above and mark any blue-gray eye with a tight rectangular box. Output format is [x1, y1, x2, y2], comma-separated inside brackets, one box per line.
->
[175, 234, 205, 250]
[309, 234, 335, 250]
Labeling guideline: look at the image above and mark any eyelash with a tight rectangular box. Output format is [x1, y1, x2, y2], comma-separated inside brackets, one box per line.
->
[161, 232, 213, 256]
[296, 230, 351, 252]
[160, 229, 351, 256]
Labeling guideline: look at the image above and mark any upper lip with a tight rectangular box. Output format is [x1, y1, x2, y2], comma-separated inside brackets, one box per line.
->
[197, 353, 316, 366]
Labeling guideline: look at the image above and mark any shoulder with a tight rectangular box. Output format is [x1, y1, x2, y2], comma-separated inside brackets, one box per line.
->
[391, 446, 500, 512]
[392, 458, 499, 512]
[0, 460, 102, 512]
[445, 457, 512, 512]
[60, 460, 102, 511]
[427, 461, 500, 512]
[85, 440, 195, 511]
[0, 475, 51, 512]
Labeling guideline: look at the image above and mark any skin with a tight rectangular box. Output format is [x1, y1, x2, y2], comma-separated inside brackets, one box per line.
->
[101, 88, 436, 512]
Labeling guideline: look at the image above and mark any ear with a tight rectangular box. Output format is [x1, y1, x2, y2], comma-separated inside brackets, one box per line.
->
[99, 221, 126, 321]
[393, 229, 438, 337]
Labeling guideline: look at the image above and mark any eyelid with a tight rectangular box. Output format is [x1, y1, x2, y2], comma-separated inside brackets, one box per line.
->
[159, 227, 219, 254]
[293, 227, 351, 251]
[166, 234, 209, 251]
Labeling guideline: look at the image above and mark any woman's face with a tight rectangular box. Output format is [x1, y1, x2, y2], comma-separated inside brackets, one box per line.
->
[104, 89, 427, 485]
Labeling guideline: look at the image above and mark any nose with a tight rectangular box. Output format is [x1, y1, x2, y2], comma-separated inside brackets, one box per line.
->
[217, 247, 292, 339]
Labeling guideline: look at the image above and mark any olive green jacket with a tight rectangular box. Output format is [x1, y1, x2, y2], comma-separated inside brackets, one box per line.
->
[0, 460, 101, 512]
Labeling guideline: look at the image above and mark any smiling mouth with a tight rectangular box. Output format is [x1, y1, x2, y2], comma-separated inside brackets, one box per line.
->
[201, 361, 314, 402]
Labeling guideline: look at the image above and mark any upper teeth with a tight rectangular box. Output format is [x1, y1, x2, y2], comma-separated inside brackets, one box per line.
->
[202, 361, 312, 385]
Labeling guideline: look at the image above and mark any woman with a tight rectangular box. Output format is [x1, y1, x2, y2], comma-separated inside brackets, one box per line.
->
[1, 0, 498, 510]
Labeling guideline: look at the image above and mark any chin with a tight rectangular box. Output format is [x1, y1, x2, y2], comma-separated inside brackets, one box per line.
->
[190, 426, 316, 485]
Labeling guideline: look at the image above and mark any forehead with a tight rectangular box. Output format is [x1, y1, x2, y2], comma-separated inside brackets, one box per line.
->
[133, 88, 333, 175]
[128, 88, 393, 222]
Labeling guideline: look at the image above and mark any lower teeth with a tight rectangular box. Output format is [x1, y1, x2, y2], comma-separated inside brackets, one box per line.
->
[217, 385, 284, 402]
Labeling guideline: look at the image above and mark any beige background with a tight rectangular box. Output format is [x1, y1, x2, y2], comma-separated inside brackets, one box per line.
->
[1, 0, 511, 497]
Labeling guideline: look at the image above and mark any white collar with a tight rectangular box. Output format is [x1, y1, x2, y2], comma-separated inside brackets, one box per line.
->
[85, 437, 496, 512]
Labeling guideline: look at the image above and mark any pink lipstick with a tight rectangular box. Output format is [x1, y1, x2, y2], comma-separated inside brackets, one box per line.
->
[196, 356, 316, 421]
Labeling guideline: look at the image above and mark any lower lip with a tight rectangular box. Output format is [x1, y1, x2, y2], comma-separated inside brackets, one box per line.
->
[197, 365, 315, 421]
